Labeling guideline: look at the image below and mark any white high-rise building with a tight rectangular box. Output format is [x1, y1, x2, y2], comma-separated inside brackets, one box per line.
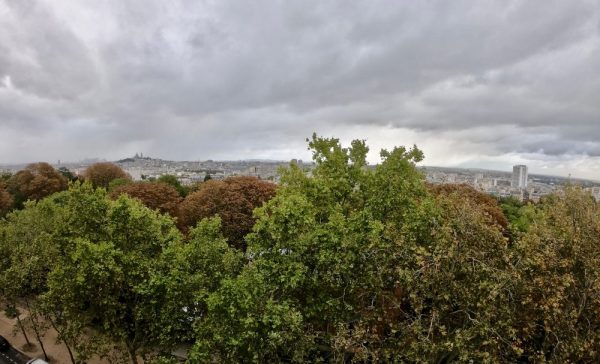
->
[512, 165, 528, 189]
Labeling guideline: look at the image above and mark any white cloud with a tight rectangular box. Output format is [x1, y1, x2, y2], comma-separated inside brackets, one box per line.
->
[1, 0, 600, 178]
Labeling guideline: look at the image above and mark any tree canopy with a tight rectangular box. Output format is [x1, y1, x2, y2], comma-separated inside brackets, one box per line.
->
[2, 135, 600, 363]
[429, 183, 509, 229]
[156, 174, 188, 197]
[179, 176, 277, 249]
[83, 162, 131, 189]
[192, 135, 516, 362]
[5, 162, 68, 208]
[0, 184, 12, 217]
[110, 181, 182, 218]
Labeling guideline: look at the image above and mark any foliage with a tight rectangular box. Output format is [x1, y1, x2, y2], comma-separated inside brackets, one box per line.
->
[0, 172, 12, 183]
[110, 181, 182, 218]
[108, 177, 133, 191]
[156, 175, 188, 197]
[83, 162, 131, 189]
[430, 183, 508, 229]
[0, 194, 66, 360]
[512, 188, 600, 362]
[0, 196, 64, 301]
[2, 136, 600, 363]
[179, 176, 277, 249]
[499, 196, 537, 234]
[57, 166, 78, 182]
[0, 182, 241, 363]
[40, 184, 180, 362]
[150, 217, 243, 352]
[6, 162, 68, 208]
[192, 134, 517, 362]
[0, 184, 12, 217]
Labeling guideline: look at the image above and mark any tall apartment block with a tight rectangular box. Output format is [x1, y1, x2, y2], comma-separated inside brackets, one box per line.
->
[512, 165, 528, 189]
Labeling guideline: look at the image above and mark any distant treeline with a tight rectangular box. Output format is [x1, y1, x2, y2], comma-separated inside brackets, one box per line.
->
[1, 134, 599, 363]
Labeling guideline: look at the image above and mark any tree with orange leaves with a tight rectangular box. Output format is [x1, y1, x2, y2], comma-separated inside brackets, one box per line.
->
[6, 162, 68, 208]
[83, 162, 131, 189]
[110, 182, 182, 218]
[179, 176, 276, 249]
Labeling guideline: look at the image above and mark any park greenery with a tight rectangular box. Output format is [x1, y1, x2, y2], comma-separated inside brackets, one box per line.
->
[1, 134, 600, 363]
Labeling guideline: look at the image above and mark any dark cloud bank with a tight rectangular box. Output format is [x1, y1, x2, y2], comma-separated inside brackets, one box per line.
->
[1, 0, 600, 178]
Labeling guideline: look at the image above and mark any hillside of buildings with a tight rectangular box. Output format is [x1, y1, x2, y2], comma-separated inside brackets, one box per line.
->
[3, 156, 600, 205]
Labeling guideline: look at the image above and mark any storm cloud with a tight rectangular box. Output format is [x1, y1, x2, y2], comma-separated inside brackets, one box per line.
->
[1, 0, 600, 178]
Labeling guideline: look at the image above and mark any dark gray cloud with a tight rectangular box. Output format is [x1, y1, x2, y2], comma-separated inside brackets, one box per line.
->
[1, 0, 600, 178]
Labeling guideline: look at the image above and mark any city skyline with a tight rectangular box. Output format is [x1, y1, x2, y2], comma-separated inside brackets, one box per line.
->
[2, 153, 598, 184]
[2, 1, 600, 179]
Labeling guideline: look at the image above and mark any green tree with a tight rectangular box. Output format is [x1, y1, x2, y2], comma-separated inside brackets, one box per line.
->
[512, 187, 600, 362]
[0, 196, 66, 360]
[43, 185, 181, 364]
[193, 134, 516, 362]
[0, 183, 211, 363]
[0, 184, 13, 217]
[57, 167, 78, 182]
[145, 217, 243, 353]
[108, 177, 132, 191]
[157, 175, 188, 197]
[499, 196, 537, 235]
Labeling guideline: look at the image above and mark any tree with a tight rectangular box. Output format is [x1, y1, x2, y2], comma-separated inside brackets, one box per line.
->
[143, 217, 243, 354]
[57, 167, 78, 182]
[83, 162, 131, 189]
[108, 177, 132, 191]
[6, 162, 68, 208]
[0, 184, 12, 217]
[0, 196, 66, 360]
[429, 183, 508, 229]
[42, 184, 183, 364]
[110, 182, 182, 218]
[179, 176, 277, 249]
[193, 134, 516, 362]
[156, 175, 188, 197]
[499, 196, 537, 235]
[0, 172, 11, 183]
[512, 187, 600, 362]
[0, 183, 212, 363]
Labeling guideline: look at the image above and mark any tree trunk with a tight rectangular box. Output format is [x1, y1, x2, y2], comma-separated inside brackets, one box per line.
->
[15, 313, 31, 345]
[65, 343, 76, 364]
[126, 343, 139, 364]
[48, 316, 77, 364]
[25, 299, 48, 361]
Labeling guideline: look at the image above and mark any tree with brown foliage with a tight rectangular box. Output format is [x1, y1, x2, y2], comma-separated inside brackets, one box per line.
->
[6, 162, 68, 208]
[110, 182, 182, 218]
[83, 162, 131, 189]
[429, 183, 508, 229]
[0, 184, 13, 217]
[179, 176, 277, 249]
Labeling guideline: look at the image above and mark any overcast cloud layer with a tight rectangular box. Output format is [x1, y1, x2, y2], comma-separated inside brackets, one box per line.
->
[1, 0, 600, 178]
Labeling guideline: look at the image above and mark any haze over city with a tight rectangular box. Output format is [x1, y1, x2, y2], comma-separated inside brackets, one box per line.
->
[1, 1, 600, 179]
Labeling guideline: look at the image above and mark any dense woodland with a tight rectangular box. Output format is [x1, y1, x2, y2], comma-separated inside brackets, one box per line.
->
[1, 134, 599, 363]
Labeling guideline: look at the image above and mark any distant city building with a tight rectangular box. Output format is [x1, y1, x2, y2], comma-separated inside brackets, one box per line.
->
[512, 165, 528, 189]
[586, 186, 600, 201]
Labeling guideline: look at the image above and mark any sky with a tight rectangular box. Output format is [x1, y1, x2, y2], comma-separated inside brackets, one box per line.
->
[1, 1, 600, 179]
